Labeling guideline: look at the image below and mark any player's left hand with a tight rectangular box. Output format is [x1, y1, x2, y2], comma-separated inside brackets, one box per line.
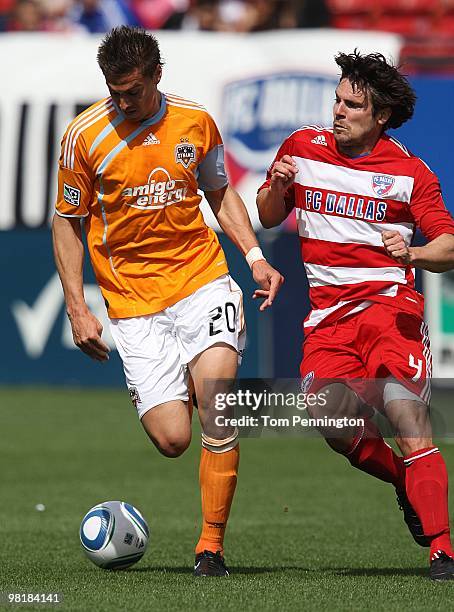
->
[251, 260, 284, 311]
[382, 230, 412, 265]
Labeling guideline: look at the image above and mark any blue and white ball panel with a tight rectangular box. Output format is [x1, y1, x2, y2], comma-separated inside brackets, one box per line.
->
[122, 503, 150, 538]
[102, 552, 145, 570]
[80, 500, 149, 570]
[80, 508, 114, 552]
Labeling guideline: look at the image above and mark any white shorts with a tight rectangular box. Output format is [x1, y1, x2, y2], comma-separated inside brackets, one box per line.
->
[109, 275, 246, 419]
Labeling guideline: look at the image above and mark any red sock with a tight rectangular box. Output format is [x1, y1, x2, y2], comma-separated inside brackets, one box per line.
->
[405, 447, 453, 559]
[345, 420, 405, 489]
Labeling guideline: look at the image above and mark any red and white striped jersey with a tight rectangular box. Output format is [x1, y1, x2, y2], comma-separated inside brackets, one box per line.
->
[259, 126, 454, 334]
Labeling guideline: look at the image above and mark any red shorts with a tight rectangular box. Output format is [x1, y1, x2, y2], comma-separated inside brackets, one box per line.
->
[300, 303, 432, 409]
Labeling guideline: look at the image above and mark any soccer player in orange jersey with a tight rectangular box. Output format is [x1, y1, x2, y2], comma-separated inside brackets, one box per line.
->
[52, 26, 283, 577]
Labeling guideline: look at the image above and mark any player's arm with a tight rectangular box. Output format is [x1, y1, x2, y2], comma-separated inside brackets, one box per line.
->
[383, 231, 454, 272]
[256, 154, 298, 228]
[383, 161, 454, 272]
[205, 185, 284, 310]
[52, 214, 110, 361]
[54, 122, 110, 361]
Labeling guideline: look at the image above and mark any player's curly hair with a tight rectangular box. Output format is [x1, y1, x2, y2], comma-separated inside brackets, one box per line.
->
[97, 26, 163, 81]
[335, 50, 416, 130]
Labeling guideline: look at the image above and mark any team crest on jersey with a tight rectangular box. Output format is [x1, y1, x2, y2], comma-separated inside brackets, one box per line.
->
[301, 371, 315, 393]
[63, 183, 81, 207]
[372, 175, 395, 197]
[128, 387, 141, 408]
[175, 143, 196, 168]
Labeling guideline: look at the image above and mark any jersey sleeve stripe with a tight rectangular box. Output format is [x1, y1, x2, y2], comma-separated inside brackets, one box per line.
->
[286, 125, 332, 139]
[64, 101, 114, 169]
[68, 105, 115, 170]
[166, 101, 207, 112]
[165, 93, 204, 108]
[63, 99, 112, 167]
[388, 136, 411, 157]
[165, 99, 206, 112]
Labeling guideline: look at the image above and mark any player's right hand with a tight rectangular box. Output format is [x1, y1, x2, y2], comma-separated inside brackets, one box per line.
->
[270, 155, 298, 193]
[251, 260, 284, 311]
[68, 308, 110, 362]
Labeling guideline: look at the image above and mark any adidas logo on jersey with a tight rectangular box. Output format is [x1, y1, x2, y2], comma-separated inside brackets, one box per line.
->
[143, 132, 160, 146]
[311, 134, 327, 146]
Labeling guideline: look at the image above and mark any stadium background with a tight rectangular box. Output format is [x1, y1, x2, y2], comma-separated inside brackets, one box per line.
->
[1, 9, 454, 385]
[2, 3, 454, 609]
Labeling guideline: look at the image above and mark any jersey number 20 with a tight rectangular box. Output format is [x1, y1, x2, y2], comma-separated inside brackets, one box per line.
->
[209, 303, 237, 336]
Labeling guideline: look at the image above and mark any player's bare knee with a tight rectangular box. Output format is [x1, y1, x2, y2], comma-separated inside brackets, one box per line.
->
[304, 383, 362, 445]
[397, 436, 433, 457]
[158, 439, 190, 458]
[384, 395, 432, 441]
[325, 436, 357, 455]
[309, 382, 361, 420]
[152, 434, 191, 458]
[325, 383, 362, 418]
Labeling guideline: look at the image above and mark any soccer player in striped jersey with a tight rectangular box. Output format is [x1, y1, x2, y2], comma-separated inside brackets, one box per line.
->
[257, 50, 454, 581]
[52, 26, 283, 577]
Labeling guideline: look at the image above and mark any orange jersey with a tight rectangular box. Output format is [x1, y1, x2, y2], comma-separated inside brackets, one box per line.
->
[56, 93, 229, 318]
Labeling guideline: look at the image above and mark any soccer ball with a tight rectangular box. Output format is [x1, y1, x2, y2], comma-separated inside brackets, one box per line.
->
[80, 501, 149, 570]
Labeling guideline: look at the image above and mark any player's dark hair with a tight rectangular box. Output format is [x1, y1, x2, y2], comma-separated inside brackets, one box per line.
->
[97, 26, 163, 81]
[335, 50, 416, 130]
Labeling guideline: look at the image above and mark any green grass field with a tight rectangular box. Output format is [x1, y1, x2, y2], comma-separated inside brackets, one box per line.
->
[1, 388, 454, 611]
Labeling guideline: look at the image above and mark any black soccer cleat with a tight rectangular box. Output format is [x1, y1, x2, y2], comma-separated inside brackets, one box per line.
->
[430, 550, 454, 581]
[194, 550, 229, 577]
[396, 489, 430, 547]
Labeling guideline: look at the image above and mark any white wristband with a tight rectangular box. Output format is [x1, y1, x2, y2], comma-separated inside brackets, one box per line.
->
[245, 246, 266, 269]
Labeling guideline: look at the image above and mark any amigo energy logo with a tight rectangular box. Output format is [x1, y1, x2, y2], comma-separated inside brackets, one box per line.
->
[222, 72, 338, 176]
[122, 167, 188, 210]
